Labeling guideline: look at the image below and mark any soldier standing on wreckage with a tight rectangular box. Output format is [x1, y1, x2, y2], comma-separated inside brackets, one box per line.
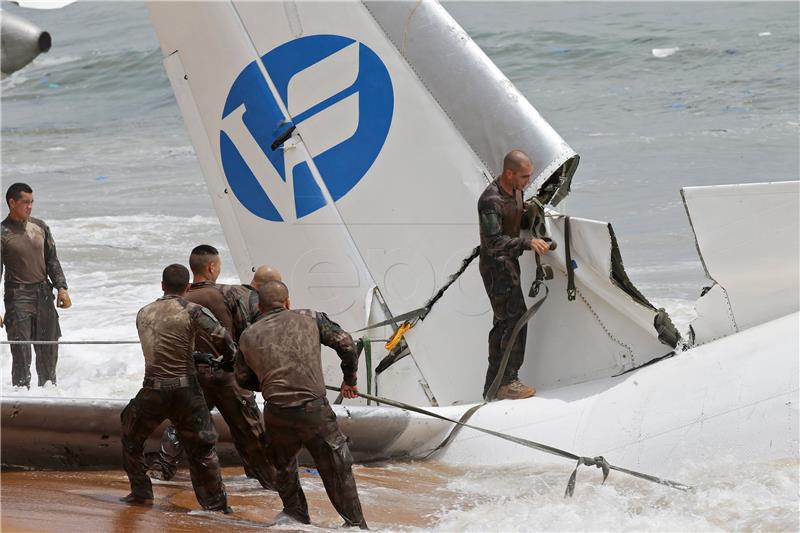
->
[121, 263, 232, 511]
[478, 150, 550, 400]
[147, 245, 275, 489]
[1, 183, 71, 388]
[236, 280, 368, 529]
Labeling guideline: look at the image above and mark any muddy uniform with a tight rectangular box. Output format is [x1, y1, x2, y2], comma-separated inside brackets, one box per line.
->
[478, 180, 534, 396]
[149, 281, 274, 489]
[231, 283, 262, 323]
[1, 216, 66, 387]
[121, 295, 234, 510]
[235, 308, 367, 528]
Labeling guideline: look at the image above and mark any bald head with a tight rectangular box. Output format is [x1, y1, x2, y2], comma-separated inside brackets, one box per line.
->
[503, 150, 531, 173]
[250, 264, 282, 289]
[258, 280, 289, 311]
[499, 150, 534, 193]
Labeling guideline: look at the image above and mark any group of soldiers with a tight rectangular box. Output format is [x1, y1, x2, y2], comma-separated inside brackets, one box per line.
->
[1, 182, 368, 527]
[122, 246, 368, 528]
[2, 147, 548, 527]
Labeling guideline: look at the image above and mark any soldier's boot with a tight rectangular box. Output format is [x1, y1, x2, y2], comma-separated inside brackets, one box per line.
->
[145, 453, 179, 481]
[277, 479, 310, 524]
[146, 425, 182, 480]
[119, 493, 154, 505]
[342, 518, 370, 529]
[496, 379, 536, 400]
[275, 509, 311, 525]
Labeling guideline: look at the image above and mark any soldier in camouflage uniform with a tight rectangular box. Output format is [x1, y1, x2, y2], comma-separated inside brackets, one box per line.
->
[121, 263, 233, 511]
[231, 264, 282, 323]
[1, 183, 71, 388]
[478, 151, 551, 400]
[236, 280, 367, 529]
[147, 245, 275, 490]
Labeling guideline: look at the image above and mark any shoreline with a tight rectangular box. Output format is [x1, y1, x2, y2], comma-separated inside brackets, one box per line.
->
[1, 464, 459, 532]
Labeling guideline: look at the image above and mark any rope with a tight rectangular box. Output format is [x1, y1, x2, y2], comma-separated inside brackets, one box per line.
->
[326, 385, 693, 497]
[1, 340, 140, 345]
[423, 245, 481, 317]
[0, 338, 391, 346]
[352, 246, 480, 334]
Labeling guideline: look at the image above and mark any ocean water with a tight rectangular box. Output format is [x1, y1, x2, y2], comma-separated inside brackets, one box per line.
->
[1, 1, 798, 530]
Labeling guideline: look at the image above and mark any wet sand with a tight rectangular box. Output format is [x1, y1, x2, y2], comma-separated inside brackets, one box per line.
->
[1, 463, 465, 532]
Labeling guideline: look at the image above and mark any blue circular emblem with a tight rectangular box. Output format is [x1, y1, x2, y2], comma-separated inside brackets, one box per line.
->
[220, 35, 394, 221]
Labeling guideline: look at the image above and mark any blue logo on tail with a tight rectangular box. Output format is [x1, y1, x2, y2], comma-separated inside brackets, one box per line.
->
[220, 35, 393, 222]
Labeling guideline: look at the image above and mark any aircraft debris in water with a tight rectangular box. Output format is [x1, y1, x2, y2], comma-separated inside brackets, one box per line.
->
[2, 2, 797, 496]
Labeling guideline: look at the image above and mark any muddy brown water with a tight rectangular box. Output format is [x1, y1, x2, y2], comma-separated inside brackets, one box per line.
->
[0, 463, 468, 532]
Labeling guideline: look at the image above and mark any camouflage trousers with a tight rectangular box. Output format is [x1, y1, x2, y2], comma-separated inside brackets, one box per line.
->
[147, 364, 275, 490]
[479, 258, 528, 396]
[3, 285, 61, 387]
[121, 376, 228, 511]
[265, 398, 367, 529]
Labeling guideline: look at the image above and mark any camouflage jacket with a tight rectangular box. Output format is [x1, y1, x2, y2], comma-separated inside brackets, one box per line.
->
[136, 295, 235, 380]
[230, 283, 262, 324]
[1, 216, 67, 289]
[184, 281, 250, 356]
[477, 180, 534, 264]
[235, 307, 358, 407]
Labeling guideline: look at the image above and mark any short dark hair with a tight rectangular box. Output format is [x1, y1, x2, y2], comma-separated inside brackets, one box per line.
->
[6, 183, 32, 206]
[162, 264, 190, 293]
[258, 280, 289, 309]
[189, 244, 219, 274]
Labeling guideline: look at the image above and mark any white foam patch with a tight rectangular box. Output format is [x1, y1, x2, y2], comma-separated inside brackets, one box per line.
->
[652, 47, 679, 58]
[34, 55, 83, 68]
[427, 457, 799, 532]
[1, 72, 30, 90]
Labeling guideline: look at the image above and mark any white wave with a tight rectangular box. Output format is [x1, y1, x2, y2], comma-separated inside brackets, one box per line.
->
[0, 72, 29, 90]
[48, 214, 225, 255]
[652, 47, 679, 59]
[429, 458, 799, 531]
[33, 55, 83, 68]
[13, 1, 77, 9]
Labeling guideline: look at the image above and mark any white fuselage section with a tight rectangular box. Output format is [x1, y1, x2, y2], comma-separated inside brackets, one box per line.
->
[434, 312, 799, 473]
